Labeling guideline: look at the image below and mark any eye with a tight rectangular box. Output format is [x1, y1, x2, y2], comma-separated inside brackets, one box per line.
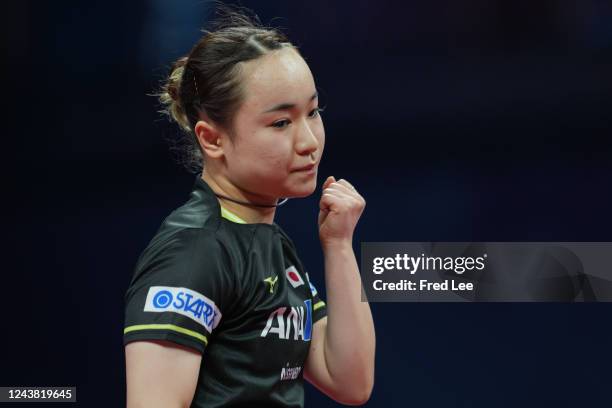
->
[270, 106, 326, 129]
[309, 106, 325, 118]
[271, 119, 291, 129]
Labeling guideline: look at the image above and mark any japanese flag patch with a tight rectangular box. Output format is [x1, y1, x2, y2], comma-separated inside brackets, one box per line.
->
[285, 265, 304, 288]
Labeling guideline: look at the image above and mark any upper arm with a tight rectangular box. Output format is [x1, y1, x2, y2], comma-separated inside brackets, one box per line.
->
[125, 340, 202, 408]
[303, 273, 334, 395]
[304, 317, 335, 395]
[303, 277, 373, 406]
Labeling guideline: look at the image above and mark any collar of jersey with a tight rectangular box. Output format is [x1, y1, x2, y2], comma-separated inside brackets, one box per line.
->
[220, 206, 247, 224]
[193, 173, 275, 226]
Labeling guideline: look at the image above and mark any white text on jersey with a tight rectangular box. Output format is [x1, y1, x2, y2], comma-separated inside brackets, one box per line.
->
[260, 299, 312, 341]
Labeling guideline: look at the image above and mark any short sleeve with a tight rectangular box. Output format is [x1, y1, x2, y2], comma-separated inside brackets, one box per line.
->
[123, 229, 233, 354]
[305, 272, 327, 324]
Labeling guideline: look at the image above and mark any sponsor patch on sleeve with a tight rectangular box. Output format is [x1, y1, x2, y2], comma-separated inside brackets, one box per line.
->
[144, 286, 222, 333]
[305, 272, 318, 296]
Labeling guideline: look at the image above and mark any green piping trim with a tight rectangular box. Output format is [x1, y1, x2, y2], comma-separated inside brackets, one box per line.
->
[220, 206, 247, 224]
[124, 324, 208, 345]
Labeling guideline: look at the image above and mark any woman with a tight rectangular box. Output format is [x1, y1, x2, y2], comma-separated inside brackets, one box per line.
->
[124, 6, 375, 407]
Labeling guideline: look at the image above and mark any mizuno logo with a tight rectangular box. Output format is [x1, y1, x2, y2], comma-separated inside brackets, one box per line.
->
[263, 275, 278, 294]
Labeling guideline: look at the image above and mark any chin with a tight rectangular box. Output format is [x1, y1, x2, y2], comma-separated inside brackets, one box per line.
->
[285, 179, 317, 198]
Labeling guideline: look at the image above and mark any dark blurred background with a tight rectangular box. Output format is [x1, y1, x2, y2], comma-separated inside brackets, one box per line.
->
[3, 0, 612, 406]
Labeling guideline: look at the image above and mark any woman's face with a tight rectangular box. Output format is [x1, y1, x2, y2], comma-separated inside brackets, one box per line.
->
[222, 47, 325, 200]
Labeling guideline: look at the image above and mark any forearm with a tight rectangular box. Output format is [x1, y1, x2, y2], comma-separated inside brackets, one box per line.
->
[322, 241, 375, 395]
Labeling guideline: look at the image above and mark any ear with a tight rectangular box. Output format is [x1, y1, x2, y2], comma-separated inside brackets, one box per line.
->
[194, 119, 225, 159]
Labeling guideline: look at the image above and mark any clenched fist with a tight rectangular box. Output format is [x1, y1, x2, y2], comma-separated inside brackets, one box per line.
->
[318, 176, 366, 249]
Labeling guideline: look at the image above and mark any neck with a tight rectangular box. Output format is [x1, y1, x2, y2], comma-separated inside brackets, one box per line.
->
[201, 171, 277, 225]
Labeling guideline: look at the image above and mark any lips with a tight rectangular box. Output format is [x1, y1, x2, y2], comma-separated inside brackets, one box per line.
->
[293, 163, 316, 172]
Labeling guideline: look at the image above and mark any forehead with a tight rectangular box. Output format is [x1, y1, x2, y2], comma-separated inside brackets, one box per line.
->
[238, 48, 316, 112]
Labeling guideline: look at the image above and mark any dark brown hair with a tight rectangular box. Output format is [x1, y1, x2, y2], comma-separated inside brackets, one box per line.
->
[158, 4, 298, 173]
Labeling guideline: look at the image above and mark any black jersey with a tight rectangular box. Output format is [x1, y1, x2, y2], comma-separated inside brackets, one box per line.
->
[124, 174, 327, 408]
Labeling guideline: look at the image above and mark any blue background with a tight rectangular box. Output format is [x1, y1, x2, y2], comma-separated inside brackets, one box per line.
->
[4, 0, 612, 406]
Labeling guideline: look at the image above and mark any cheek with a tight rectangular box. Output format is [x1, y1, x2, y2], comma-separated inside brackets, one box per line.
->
[315, 122, 325, 152]
[238, 134, 293, 172]
[262, 139, 291, 163]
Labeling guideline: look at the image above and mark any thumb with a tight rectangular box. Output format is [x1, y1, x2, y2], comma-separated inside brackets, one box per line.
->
[322, 175, 336, 191]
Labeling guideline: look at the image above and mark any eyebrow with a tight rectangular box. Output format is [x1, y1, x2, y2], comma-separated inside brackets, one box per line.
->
[261, 91, 318, 114]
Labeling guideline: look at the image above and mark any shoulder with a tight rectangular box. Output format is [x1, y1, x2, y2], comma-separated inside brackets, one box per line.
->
[132, 226, 234, 288]
[125, 226, 239, 322]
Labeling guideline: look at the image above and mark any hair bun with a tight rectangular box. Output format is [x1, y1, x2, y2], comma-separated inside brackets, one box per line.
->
[167, 56, 189, 102]
[158, 56, 192, 133]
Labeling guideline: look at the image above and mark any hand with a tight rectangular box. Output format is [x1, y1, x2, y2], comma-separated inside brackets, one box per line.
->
[318, 176, 366, 249]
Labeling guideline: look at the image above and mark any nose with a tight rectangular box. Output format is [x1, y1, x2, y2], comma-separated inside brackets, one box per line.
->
[295, 118, 320, 157]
